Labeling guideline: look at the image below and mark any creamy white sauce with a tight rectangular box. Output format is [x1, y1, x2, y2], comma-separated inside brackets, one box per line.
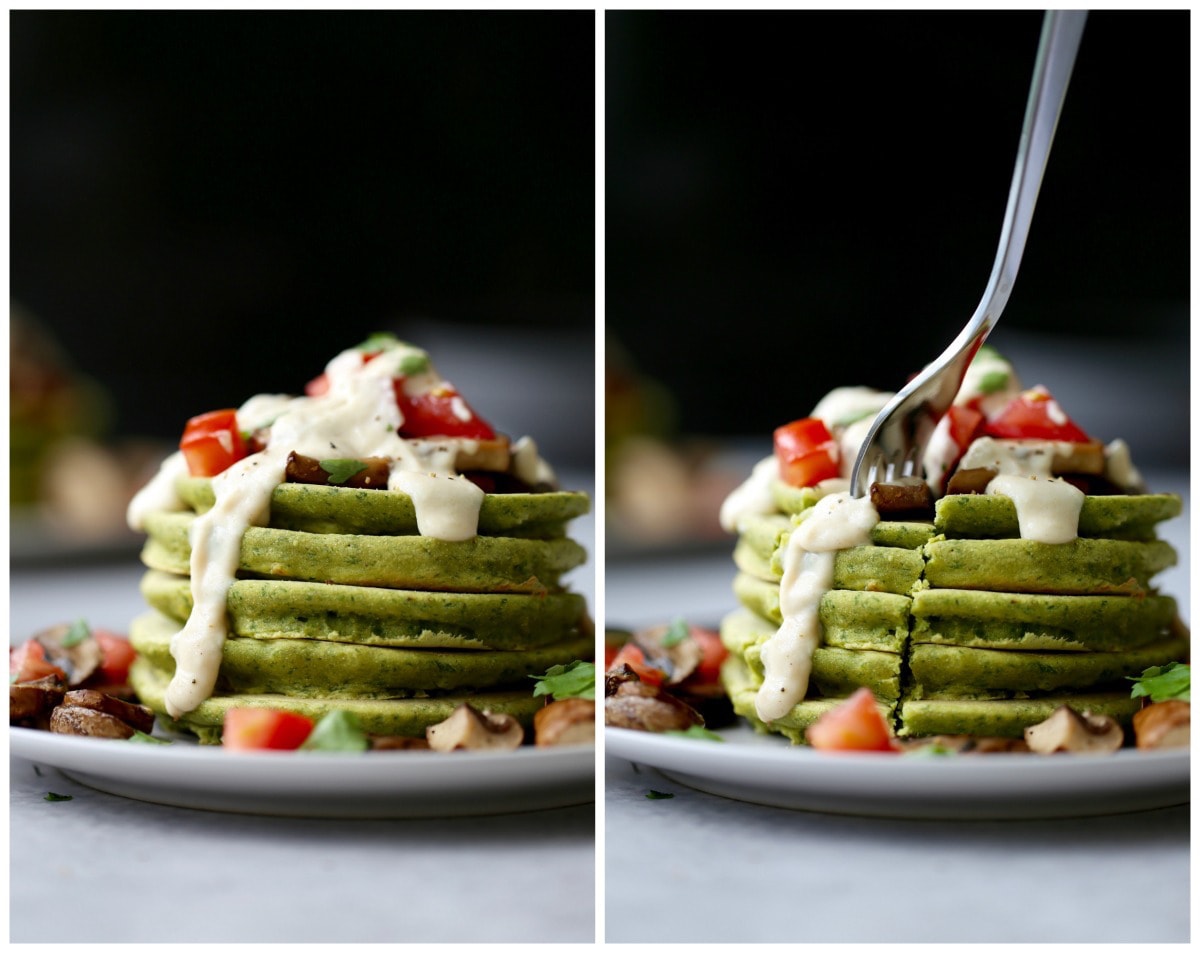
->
[957, 348, 1021, 418]
[960, 436, 1086, 544]
[719, 455, 779, 533]
[1103, 439, 1143, 492]
[126, 340, 552, 717]
[755, 492, 878, 722]
[512, 435, 558, 488]
[810, 386, 893, 431]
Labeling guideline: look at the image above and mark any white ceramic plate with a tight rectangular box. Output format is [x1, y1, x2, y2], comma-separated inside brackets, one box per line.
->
[606, 724, 1189, 819]
[11, 728, 594, 818]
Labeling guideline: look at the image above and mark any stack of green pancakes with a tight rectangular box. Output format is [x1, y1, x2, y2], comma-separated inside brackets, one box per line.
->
[129, 476, 591, 743]
[721, 480, 1187, 742]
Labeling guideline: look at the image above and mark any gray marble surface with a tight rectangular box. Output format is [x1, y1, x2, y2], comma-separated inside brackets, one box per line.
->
[9, 475, 596, 944]
[604, 468, 1190, 944]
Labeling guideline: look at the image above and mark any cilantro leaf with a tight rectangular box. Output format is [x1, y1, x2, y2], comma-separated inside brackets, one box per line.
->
[128, 730, 172, 745]
[397, 352, 430, 375]
[300, 710, 369, 752]
[661, 618, 689, 647]
[645, 790, 675, 800]
[44, 792, 73, 802]
[319, 459, 368, 486]
[62, 619, 91, 647]
[531, 660, 596, 701]
[357, 331, 399, 352]
[1129, 662, 1190, 703]
[665, 725, 725, 742]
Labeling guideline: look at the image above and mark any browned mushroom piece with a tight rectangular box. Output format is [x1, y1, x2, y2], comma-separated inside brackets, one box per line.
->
[28, 624, 102, 687]
[534, 698, 596, 747]
[49, 705, 136, 739]
[870, 478, 934, 519]
[1023, 705, 1124, 755]
[899, 734, 1030, 754]
[10, 676, 67, 728]
[425, 703, 525, 752]
[61, 689, 156, 734]
[604, 677, 704, 733]
[368, 735, 432, 751]
[629, 624, 702, 686]
[1132, 701, 1190, 750]
[945, 467, 999, 495]
[285, 452, 392, 490]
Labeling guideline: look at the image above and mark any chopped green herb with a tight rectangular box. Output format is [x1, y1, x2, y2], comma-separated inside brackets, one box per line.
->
[44, 792, 73, 802]
[665, 725, 725, 742]
[397, 353, 430, 375]
[62, 619, 91, 647]
[835, 408, 877, 427]
[319, 459, 369, 486]
[1129, 662, 1190, 703]
[128, 730, 172, 745]
[645, 790, 675, 800]
[300, 710, 369, 752]
[661, 618, 690, 647]
[976, 370, 1009, 394]
[903, 743, 957, 758]
[357, 331, 399, 352]
[531, 660, 596, 701]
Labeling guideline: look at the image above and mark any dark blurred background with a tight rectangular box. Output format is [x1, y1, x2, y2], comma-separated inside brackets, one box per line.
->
[11, 10, 595, 483]
[607, 10, 1189, 468]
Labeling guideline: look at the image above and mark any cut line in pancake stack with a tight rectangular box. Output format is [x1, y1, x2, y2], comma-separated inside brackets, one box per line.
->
[129, 476, 591, 742]
[720, 479, 1187, 742]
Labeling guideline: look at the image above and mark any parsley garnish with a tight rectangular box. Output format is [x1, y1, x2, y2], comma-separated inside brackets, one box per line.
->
[1129, 662, 1190, 703]
[661, 618, 689, 647]
[645, 790, 675, 800]
[319, 459, 368, 485]
[397, 353, 430, 375]
[665, 725, 724, 742]
[300, 710, 369, 752]
[357, 331, 399, 352]
[62, 619, 91, 647]
[531, 660, 596, 701]
[44, 792, 73, 802]
[976, 370, 1009, 394]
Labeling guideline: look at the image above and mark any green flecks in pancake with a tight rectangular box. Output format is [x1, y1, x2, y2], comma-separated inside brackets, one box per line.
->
[737, 532, 923, 595]
[935, 493, 1182, 542]
[720, 609, 901, 700]
[907, 637, 1189, 697]
[130, 610, 593, 699]
[770, 480, 820, 516]
[897, 693, 1143, 739]
[129, 657, 548, 743]
[922, 538, 1176, 595]
[870, 521, 937, 551]
[141, 511, 586, 594]
[729, 579, 909, 653]
[737, 514, 791, 564]
[720, 653, 897, 744]
[177, 476, 590, 539]
[910, 589, 1179, 651]
[140, 569, 585, 650]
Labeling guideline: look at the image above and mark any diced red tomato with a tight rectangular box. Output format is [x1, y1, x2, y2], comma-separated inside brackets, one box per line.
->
[983, 386, 1090, 442]
[685, 626, 729, 685]
[774, 418, 841, 488]
[180, 409, 248, 477]
[222, 708, 314, 750]
[946, 404, 985, 451]
[805, 688, 898, 752]
[10, 640, 67, 684]
[607, 644, 665, 688]
[93, 630, 136, 685]
[394, 382, 496, 439]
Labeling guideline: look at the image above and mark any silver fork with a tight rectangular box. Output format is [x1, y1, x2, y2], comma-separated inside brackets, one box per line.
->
[850, 10, 1087, 498]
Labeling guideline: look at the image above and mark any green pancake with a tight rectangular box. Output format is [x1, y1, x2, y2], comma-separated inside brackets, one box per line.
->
[735, 534, 924, 596]
[176, 476, 590, 539]
[129, 657, 548, 744]
[729, 579, 910, 653]
[907, 636, 1189, 698]
[720, 653, 897, 744]
[141, 510, 586, 594]
[935, 493, 1182, 541]
[141, 569, 586, 650]
[897, 693, 1144, 739]
[130, 609, 592, 699]
[922, 537, 1176, 595]
[910, 588, 1179, 651]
